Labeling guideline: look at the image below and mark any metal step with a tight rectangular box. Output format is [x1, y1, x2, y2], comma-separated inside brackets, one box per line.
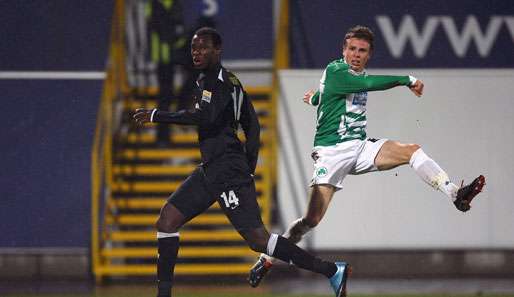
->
[105, 213, 230, 226]
[117, 147, 271, 161]
[121, 130, 269, 145]
[111, 180, 266, 193]
[112, 164, 264, 176]
[101, 246, 256, 258]
[110, 197, 265, 210]
[109, 229, 244, 242]
[117, 148, 201, 160]
[95, 263, 254, 276]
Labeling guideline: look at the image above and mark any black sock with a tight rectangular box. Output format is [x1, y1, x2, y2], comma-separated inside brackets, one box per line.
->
[157, 236, 179, 297]
[271, 235, 337, 278]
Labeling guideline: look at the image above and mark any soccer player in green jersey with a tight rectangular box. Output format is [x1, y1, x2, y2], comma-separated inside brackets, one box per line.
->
[248, 25, 485, 291]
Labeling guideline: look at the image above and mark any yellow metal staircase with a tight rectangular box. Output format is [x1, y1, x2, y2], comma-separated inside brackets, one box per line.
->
[101, 89, 273, 279]
[91, 0, 275, 281]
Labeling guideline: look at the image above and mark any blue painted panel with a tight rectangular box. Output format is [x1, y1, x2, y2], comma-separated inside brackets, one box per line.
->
[182, 0, 273, 60]
[0, 80, 101, 247]
[0, 1, 113, 70]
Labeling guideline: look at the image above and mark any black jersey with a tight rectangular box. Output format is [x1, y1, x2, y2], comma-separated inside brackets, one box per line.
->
[152, 64, 260, 176]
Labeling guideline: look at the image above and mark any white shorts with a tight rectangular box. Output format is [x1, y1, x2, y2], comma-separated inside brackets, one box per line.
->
[310, 138, 387, 189]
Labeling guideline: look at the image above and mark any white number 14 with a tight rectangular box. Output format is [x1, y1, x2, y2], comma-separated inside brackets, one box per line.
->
[221, 190, 239, 209]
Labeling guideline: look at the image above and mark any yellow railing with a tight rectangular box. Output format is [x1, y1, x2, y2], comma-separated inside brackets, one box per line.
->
[91, 0, 126, 282]
[269, 0, 290, 210]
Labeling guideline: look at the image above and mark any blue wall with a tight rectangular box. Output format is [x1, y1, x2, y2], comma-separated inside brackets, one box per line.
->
[0, 2, 112, 70]
[0, 2, 112, 248]
[0, 80, 102, 247]
[183, 0, 273, 60]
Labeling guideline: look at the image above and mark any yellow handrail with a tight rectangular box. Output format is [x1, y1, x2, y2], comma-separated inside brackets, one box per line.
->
[91, 0, 126, 282]
[268, 0, 290, 221]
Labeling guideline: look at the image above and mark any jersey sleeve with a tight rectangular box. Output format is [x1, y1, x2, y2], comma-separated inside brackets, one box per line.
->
[152, 109, 201, 125]
[310, 90, 320, 106]
[327, 64, 412, 95]
[239, 91, 260, 174]
[152, 82, 231, 126]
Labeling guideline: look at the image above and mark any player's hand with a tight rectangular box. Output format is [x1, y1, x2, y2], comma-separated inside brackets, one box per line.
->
[133, 108, 153, 125]
[303, 90, 315, 104]
[409, 80, 424, 97]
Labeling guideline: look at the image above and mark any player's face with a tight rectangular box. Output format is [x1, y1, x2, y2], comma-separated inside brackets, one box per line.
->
[191, 35, 221, 70]
[343, 38, 371, 72]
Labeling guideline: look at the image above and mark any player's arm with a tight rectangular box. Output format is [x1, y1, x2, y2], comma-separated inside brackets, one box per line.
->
[133, 108, 202, 126]
[329, 65, 421, 95]
[303, 90, 320, 106]
[133, 84, 230, 126]
[239, 91, 260, 175]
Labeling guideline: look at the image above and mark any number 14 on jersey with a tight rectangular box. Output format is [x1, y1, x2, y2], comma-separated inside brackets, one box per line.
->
[221, 190, 239, 209]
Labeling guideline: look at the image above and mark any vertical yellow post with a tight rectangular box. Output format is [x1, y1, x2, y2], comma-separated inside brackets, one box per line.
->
[91, 0, 125, 283]
[268, 0, 290, 224]
[275, 0, 290, 69]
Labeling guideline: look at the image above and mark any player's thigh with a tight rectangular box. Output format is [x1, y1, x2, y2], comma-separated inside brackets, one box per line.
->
[165, 167, 216, 226]
[214, 181, 265, 233]
[374, 140, 420, 171]
[351, 138, 388, 174]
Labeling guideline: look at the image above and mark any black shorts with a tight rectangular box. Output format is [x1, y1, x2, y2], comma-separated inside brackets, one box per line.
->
[167, 165, 264, 231]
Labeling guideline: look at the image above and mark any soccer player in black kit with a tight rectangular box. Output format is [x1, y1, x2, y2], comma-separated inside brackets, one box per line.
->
[133, 27, 351, 297]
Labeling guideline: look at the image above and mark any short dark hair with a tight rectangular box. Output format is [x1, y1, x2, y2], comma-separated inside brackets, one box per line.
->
[194, 27, 222, 49]
[343, 25, 374, 52]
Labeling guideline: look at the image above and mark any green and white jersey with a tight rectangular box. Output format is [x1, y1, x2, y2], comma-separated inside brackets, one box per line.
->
[309, 59, 412, 147]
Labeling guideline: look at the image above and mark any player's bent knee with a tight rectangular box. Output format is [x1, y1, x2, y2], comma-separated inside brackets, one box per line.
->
[409, 143, 421, 152]
[403, 143, 421, 160]
[155, 216, 180, 233]
[246, 239, 267, 253]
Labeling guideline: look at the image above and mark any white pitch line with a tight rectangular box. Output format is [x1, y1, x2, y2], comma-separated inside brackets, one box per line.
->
[0, 71, 106, 80]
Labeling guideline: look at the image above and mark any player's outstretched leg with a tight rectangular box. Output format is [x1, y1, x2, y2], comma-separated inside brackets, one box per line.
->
[453, 175, 486, 212]
[408, 147, 486, 211]
[268, 234, 351, 297]
[248, 218, 312, 287]
[244, 229, 351, 297]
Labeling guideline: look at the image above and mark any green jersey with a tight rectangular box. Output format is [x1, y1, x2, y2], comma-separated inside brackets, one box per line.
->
[309, 59, 412, 147]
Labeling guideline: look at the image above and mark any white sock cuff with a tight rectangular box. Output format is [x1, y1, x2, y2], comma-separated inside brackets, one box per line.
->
[267, 233, 279, 256]
[157, 232, 180, 239]
[409, 148, 427, 169]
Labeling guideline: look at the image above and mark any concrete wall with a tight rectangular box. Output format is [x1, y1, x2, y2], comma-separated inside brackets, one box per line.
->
[278, 69, 514, 250]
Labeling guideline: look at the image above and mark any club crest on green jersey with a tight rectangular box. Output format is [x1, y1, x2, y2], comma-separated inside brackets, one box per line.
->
[351, 91, 367, 106]
[316, 167, 328, 177]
